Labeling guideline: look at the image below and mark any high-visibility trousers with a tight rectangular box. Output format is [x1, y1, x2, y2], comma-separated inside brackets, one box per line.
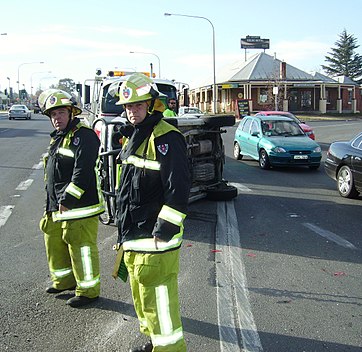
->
[124, 249, 187, 352]
[39, 213, 100, 298]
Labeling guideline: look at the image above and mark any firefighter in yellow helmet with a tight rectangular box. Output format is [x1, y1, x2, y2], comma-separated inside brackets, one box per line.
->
[38, 89, 104, 308]
[113, 73, 190, 352]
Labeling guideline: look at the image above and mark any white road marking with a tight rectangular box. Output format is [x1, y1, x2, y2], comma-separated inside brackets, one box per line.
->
[32, 161, 43, 169]
[229, 182, 252, 192]
[216, 201, 263, 352]
[303, 223, 358, 250]
[0, 205, 15, 227]
[15, 179, 34, 191]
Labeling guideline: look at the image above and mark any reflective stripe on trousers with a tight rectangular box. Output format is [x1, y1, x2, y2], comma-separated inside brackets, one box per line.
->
[124, 249, 186, 352]
[39, 213, 100, 297]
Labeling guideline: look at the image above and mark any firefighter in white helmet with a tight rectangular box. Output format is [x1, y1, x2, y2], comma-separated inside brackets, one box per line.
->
[38, 89, 104, 308]
[113, 73, 190, 351]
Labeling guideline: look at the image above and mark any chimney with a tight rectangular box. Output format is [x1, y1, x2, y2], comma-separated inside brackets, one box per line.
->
[280, 61, 286, 80]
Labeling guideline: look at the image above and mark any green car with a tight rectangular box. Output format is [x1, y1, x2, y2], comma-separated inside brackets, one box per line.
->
[233, 115, 322, 170]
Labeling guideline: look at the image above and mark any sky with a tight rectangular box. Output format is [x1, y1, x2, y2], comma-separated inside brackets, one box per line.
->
[1, 0, 362, 96]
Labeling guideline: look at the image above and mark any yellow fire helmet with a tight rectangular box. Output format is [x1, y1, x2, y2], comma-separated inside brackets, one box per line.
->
[38, 89, 82, 117]
[114, 73, 166, 109]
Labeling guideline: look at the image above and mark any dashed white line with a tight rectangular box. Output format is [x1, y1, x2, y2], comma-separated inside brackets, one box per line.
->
[0, 205, 15, 227]
[15, 179, 34, 191]
[303, 223, 358, 250]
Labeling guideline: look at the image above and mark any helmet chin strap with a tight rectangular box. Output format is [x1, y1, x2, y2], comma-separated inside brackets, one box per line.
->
[148, 99, 155, 114]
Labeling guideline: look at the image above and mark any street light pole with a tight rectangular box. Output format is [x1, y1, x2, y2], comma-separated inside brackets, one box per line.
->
[6, 77, 11, 104]
[130, 51, 161, 78]
[38, 76, 57, 91]
[17, 61, 44, 97]
[164, 12, 217, 113]
[30, 71, 52, 96]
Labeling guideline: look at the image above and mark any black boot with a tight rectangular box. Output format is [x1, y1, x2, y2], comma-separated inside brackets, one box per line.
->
[66, 296, 99, 308]
[129, 340, 153, 352]
[46, 286, 76, 294]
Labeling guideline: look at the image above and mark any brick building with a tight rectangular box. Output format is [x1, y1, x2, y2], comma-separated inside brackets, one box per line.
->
[185, 52, 361, 116]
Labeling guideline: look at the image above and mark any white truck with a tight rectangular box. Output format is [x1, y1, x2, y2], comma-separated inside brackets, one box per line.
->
[79, 69, 237, 225]
[81, 69, 178, 127]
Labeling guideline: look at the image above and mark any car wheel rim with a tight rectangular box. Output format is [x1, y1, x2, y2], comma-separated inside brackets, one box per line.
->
[338, 168, 351, 195]
[233, 144, 239, 158]
[260, 152, 266, 167]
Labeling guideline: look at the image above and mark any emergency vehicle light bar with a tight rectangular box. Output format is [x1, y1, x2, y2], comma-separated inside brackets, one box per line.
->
[108, 71, 156, 78]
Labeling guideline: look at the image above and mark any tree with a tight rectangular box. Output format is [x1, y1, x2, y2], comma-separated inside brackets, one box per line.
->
[51, 78, 76, 95]
[322, 29, 362, 81]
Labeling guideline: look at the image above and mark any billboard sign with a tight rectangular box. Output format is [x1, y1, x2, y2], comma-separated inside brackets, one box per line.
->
[240, 35, 270, 49]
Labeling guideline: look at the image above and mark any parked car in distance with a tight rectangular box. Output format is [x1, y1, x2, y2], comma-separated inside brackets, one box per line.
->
[255, 111, 315, 140]
[324, 132, 362, 198]
[233, 115, 322, 170]
[8, 104, 32, 120]
[178, 106, 204, 117]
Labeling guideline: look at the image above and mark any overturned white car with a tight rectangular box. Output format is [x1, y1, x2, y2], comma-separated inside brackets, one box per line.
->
[81, 71, 237, 224]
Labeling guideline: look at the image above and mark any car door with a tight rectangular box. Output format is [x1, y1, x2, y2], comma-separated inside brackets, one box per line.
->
[235, 117, 251, 156]
[246, 119, 261, 160]
[351, 134, 362, 189]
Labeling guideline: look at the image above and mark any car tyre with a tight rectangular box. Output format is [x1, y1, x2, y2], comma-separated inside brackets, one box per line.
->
[337, 165, 359, 198]
[206, 182, 238, 201]
[233, 142, 243, 160]
[259, 149, 271, 169]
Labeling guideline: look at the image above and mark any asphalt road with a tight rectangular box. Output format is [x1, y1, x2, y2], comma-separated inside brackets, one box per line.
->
[222, 119, 362, 351]
[0, 113, 361, 352]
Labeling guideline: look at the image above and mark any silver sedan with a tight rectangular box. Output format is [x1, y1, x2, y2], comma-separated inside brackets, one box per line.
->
[8, 104, 32, 120]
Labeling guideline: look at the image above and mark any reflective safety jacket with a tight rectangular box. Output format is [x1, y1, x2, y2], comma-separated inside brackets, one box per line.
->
[163, 108, 177, 117]
[43, 118, 104, 221]
[116, 115, 190, 253]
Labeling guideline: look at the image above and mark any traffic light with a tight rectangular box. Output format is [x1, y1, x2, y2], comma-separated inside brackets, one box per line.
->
[76, 83, 82, 97]
[84, 85, 90, 104]
[19, 89, 28, 99]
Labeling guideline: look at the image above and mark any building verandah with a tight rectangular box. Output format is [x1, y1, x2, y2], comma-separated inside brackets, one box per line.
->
[186, 52, 361, 116]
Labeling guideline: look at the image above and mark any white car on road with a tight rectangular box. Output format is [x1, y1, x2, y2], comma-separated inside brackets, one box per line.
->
[178, 106, 204, 117]
[8, 104, 32, 120]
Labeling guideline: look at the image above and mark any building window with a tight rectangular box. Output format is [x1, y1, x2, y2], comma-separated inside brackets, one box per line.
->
[258, 88, 268, 104]
[348, 89, 353, 104]
[301, 91, 312, 109]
